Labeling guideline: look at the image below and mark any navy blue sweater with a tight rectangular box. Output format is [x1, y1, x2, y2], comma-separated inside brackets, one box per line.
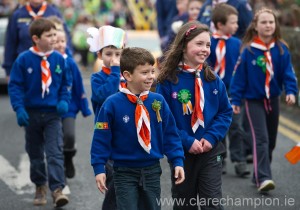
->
[91, 92, 184, 175]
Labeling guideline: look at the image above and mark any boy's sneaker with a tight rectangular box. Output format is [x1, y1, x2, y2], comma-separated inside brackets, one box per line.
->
[258, 180, 275, 192]
[52, 188, 69, 207]
[33, 185, 47, 205]
[234, 162, 250, 177]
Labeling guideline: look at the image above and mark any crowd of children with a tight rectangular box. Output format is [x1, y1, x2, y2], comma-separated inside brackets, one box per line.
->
[5, 0, 299, 209]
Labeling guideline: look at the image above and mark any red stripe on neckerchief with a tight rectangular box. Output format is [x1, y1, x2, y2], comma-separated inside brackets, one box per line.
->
[119, 87, 151, 153]
[26, 1, 47, 19]
[101, 66, 126, 89]
[30, 46, 53, 98]
[212, 33, 230, 79]
[250, 36, 275, 99]
[179, 62, 205, 132]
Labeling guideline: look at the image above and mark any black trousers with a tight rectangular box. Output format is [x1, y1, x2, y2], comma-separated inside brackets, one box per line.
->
[171, 142, 225, 210]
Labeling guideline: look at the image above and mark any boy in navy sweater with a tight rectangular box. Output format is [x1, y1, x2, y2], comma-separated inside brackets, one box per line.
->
[8, 18, 71, 207]
[207, 3, 250, 177]
[87, 25, 127, 210]
[91, 47, 185, 210]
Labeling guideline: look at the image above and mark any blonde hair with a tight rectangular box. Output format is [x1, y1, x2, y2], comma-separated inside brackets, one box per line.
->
[242, 8, 287, 54]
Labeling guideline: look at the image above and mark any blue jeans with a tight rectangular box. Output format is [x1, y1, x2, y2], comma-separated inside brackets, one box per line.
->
[113, 163, 162, 210]
[25, 110, 65, 191]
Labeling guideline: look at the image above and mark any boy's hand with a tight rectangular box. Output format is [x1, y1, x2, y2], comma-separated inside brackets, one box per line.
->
[286, 94, 295, 105]
[110, 56, 120, 67]
[95, 173, 108, 193]
[16, 108, 29, 126]
[174, 166, 185, 185]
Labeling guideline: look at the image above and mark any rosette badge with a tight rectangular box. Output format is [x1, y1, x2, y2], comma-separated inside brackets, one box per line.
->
[178, 89, 193, 115]
[152, 100, 162, 122]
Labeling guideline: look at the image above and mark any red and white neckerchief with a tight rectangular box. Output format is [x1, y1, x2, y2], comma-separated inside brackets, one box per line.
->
[210, 0, 228, 32]
[62, 53, 68, 59]
[212, 33, 230, 79]
[26, 1, 47, 20]
[101, 66, 126, 89]
[250, 36, 275, 99]
[179, 62, 205, 132]
[30, 46, 53, 98]
[119, 87, 151, 153]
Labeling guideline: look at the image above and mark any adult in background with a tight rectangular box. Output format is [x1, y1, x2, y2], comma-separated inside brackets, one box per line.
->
[155, 0, 178, 50]
[3, 0, 72, 80]
[197, 0, 253, 39]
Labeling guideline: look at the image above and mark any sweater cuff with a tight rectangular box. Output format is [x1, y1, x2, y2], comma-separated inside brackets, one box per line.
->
[182, 137, 195, 152]
[171, 158, 184, 168]
[203, 133, 217, 147]
[110, 66, 121, 74]
[93, 163, 106, 176]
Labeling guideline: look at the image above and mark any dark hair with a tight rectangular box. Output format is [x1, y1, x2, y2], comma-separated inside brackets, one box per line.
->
[99, 45, 118, 54]
[242, 8, 287, 54]
[120, 47, 155, 74]
[30, 18, 56, 44]
[212, 3, 238, 29]
[157, 21, 215, 84]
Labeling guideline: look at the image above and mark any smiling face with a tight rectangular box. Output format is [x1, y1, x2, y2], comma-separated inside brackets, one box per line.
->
[183, 31, 211, 68]
[124, 63, 155, 94]
[255, 11, 276, 40]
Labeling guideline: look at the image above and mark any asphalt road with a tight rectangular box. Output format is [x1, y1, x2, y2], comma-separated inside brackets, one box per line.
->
[0, 70, 300, 210]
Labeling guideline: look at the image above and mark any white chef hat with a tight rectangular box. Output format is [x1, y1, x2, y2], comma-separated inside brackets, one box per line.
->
[86, 25, 127, 52]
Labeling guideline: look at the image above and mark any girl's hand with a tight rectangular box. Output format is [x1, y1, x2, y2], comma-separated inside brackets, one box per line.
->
[188, 140, 203, 154]
[232, 105, 240, 114]
[174, 166, 185, 185]
[199, 138, 212, 153]
[286, 94, 296, 105]
[95, 173, 108, 193]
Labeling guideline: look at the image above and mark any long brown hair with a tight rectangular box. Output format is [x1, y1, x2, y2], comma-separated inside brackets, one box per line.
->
[242, 8, 288, 54]
[157, 21, 216, 84]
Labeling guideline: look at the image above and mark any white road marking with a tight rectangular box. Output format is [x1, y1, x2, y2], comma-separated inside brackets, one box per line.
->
[0, 153, 34, 194]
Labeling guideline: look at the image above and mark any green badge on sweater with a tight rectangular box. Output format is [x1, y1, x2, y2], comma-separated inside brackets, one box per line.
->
[55, 65, 62, 74]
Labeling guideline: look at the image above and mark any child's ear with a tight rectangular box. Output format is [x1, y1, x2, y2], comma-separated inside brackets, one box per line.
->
[32, 35, 39, 44]
[216, 22, 223, 30]
[122, 71, 131, 81]
[97, 51, 102, 60]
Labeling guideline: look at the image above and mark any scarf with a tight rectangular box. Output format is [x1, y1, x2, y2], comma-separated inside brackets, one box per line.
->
[101, 66, 126, 89]
[119, 87, 151, 153]
[30, 46, 53, 98]
[179, 62, 205, 132]
[212, 33, 230, 79]
[26, 1, 47, 19]
[250, 36, 275, 99]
